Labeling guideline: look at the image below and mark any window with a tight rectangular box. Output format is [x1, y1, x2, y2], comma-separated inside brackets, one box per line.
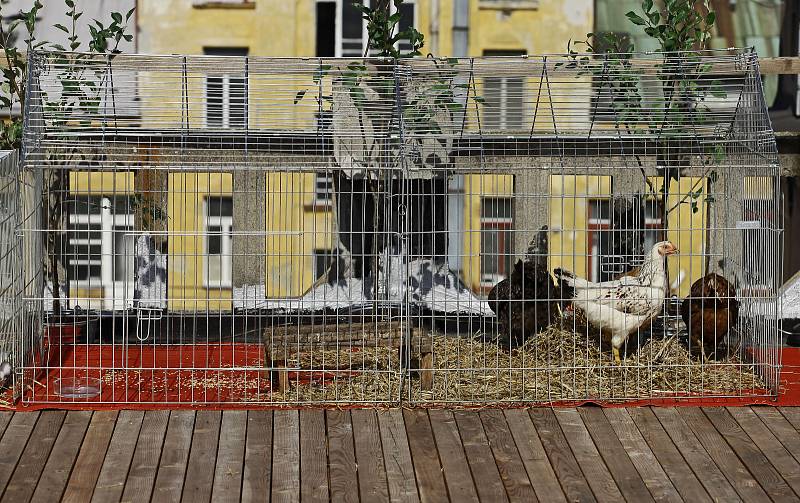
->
[587, 199, 611, 283]
[480, 197, 513, 289]
[204, 47, 248, 129]
[313, 249, 335, 280]
[483, 50, 526, 130]
[67, 196, 134, 308]
[315, 0, 416, 57]
[741, 197, 777, 292]
[587, 198, 662, 282]
[204, 197, 233, 288]
[314, 172, 334, 206]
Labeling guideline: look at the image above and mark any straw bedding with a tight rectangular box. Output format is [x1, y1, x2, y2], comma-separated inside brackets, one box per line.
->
[271, 322, 766, 404]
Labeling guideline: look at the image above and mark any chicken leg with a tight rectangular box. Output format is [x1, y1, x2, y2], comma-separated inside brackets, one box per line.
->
[612, 347, 621, 364]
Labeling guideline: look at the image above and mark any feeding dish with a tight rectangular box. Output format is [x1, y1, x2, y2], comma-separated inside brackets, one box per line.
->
[54, 377, 101, 398]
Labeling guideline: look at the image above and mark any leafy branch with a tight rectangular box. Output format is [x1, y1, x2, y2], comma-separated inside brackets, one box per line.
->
[562, 0, 725, 219]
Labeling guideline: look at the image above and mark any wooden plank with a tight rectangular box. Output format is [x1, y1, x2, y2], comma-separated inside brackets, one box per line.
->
[669, 408, 769, 502]
[152, 411, 195, 503]
[377, 409, 419, 503]
[403, 408, 448, 503]
[121, 410, 170, 503]
[779, 407, 800, 432]
[0, 413, 14, 439]
[553, 409, 622, 503]
[479, 409, 538, 503]
[624, 407, 712, 503]
[242, 411, 273, 503]
[352, 410, 389, 503]
[503, 410, 566, 503]
[578, 408, 655, 503]
[728, 407, 800, 498]
[271, 410, 299, 503]
[211, 411, 247, 503]
[753, 407, 800, 466]
[646, 407, 739, 503]
[92, 410, 145, 503]
[181, 410, 222, 503]
[63, 411, 119, 503]
[600, 408, 681, 501]
[528, 409, 594, 503]
[759, 57, 800, 75]
[300, 410, 328, 503]
[427, 410, 479, 503]
[1, 411, 66, 503]
[0, 412, 39, 497]
[327, 410, 359, 503]
[30, 411, 92, 503]
[453, 411, 509, 503]
[702, 408, 797, 501]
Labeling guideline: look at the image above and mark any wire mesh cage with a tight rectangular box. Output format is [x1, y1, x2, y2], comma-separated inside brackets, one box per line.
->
[17, 48, 781, 406]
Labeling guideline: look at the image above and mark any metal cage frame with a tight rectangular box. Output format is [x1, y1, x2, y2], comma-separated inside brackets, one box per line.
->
[12, 48, 782, 406]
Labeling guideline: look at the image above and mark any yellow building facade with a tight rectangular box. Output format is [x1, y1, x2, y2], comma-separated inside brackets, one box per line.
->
[75, 1, 725, 310]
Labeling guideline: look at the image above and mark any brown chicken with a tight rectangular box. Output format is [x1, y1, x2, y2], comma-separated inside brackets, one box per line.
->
[488, 227, 560, 348]
[680, 273, 739, 359]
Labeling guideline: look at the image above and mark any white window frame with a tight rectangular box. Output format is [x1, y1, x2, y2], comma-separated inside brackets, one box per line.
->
[204, 74, 247, 129]
[68, 197, 134, 310]
[482, 51, 525, 130]
[203, 197, 234, 289]
[314, 172, 334, 206]
[318, 0, 417, 57]
[740, 196, 776, 294]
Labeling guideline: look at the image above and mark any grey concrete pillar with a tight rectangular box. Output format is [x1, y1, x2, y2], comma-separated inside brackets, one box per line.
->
[512, 167, 550, 258]
[232, 170, 266, 288]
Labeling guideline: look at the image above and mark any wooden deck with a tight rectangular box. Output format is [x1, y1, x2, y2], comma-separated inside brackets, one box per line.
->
[0, 407, 799, 502]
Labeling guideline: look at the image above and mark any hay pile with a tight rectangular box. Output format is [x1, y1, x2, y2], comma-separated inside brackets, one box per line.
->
[274, 324, 766, 404]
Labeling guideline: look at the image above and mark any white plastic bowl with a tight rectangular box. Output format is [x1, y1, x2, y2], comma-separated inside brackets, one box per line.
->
[54, 377, 101, 398]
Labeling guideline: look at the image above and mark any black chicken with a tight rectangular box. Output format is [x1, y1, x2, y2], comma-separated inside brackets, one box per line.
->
[680, 273, 739, 360]
[487, 226, 561, 348]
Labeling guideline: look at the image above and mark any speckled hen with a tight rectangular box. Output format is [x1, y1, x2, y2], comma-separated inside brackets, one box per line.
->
[555, 241, 678, 363]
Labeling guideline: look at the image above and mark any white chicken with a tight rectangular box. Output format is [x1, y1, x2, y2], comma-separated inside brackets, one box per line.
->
[555, 241, 678, 363]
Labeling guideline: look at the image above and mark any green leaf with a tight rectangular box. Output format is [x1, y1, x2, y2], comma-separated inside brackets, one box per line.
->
[705, 12, 715, 27]
[111, 12, 123, 24]
[625, 11, 647, 26]
[643, 0, 653, 12]
[126, 7, 135, 20]
[53, 23, 69, 33]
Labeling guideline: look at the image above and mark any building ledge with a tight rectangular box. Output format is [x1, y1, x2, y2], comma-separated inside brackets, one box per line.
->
[478, 1, 539, 11]
[192, 1, 255, 9]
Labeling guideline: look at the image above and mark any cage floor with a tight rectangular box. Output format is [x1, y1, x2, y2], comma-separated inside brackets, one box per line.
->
[10, 345, 800, 410]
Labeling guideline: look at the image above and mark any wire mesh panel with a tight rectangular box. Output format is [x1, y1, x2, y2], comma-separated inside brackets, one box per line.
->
[19, 49, 781, 406]
[0, 151, 20, 400]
